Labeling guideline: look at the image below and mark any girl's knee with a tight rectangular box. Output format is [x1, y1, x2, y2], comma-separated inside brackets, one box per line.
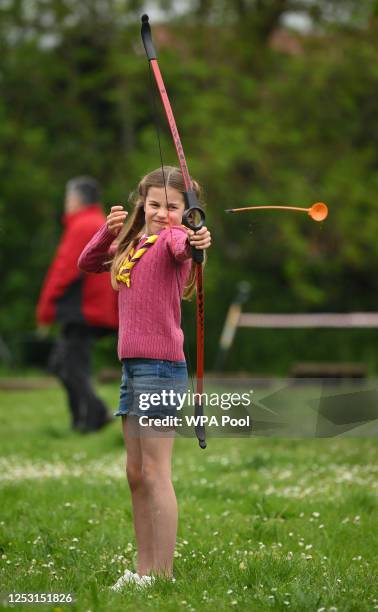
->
[126, 463, 143, 491]
[142, 464, 171, 492]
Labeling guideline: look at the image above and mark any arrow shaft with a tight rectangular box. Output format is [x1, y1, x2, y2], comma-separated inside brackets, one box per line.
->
[227, 205, 309, 213]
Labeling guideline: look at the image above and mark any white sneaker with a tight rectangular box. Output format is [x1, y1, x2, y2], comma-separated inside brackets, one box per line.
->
[135, 574, 156, 588]
[110, 569, 139, 592]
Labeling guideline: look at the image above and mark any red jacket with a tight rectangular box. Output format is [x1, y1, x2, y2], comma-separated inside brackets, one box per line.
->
[36, 204, 118, 330]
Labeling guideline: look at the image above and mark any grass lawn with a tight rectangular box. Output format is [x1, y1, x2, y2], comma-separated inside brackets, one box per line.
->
[0, 382, 377, 611]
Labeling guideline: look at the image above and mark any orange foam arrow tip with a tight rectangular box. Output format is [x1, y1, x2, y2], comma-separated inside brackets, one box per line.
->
[308, 202, 328, 222]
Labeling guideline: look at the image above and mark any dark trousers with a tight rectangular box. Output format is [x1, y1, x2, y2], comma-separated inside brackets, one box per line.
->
[48, 322, 111, 431]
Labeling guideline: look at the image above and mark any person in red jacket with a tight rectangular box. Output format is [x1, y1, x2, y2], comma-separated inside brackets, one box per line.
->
[36, 176, 118, 432]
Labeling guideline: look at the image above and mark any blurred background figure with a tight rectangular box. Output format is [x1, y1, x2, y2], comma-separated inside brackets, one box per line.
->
[36, 176, 118, 433]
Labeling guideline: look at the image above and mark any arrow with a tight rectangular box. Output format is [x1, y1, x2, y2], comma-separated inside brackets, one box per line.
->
[225, 202, 328, 222]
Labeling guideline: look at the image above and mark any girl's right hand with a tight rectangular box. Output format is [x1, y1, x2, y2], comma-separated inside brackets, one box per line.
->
[107, 205, 128, 236]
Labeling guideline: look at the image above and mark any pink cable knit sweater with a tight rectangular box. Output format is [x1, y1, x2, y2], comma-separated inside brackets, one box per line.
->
[78, 223, 192, 361]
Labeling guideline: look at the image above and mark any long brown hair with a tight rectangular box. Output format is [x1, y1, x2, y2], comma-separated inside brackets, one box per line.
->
[109, 166, 204, 300]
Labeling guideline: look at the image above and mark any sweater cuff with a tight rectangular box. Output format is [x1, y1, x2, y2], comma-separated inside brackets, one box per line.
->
[94, 223, 117, 249]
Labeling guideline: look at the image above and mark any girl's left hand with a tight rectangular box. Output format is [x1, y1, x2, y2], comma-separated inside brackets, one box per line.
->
[187, 226, 212, 250]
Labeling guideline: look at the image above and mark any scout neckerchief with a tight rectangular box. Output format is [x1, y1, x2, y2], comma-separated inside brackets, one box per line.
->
[116, 233, 159, 287]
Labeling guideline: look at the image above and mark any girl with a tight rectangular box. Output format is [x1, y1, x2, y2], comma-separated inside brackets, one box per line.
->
[78, 166, 211, 589]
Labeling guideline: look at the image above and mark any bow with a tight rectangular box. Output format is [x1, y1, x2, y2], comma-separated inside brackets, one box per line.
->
[141, 14, 207, 449]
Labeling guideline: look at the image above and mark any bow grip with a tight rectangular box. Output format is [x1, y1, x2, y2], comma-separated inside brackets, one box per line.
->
[182, 191, 206, 264]
[191, 245, 204, 264]
[141, 14, 157, 60]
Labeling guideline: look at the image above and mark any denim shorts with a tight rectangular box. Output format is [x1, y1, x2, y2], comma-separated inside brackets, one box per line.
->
[114, 358, 188, 418]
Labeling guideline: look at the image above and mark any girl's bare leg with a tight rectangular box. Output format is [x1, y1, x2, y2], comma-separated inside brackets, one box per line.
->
[122, 416, 154, 576]
[140, 430, 176, 577]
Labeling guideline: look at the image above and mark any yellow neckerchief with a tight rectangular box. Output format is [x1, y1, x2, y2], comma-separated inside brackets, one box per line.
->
[116, 233, 159, 287]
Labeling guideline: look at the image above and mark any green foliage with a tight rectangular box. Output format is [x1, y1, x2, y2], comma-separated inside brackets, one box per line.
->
[0, 0, 377, 373]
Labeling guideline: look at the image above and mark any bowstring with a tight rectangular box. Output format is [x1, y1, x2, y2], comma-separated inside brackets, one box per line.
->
[147, 63, 195, 399]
